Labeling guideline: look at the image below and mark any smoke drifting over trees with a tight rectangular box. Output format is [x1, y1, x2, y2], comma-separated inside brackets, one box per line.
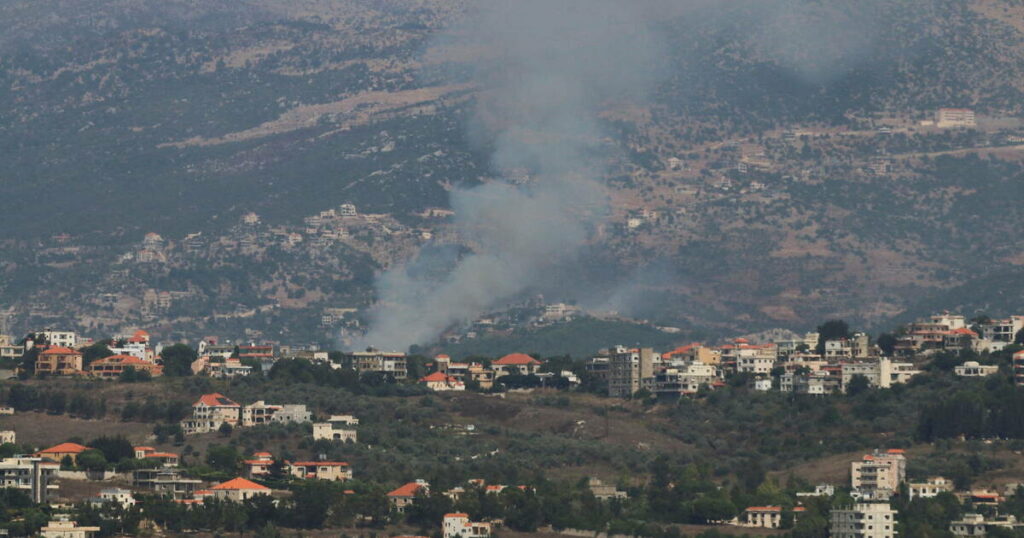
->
[353, 1, 663, 351]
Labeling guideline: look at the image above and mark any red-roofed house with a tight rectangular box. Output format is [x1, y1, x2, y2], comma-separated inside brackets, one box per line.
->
[180, 393, 241, 434]
[492, 353, 542, 378]
[89, 355, 163, 379]
[244, 452, 274, 479]
[420, 372, 465, 392]
[35, 347, 83, 376]
[388, 480, 429, 513]
[36, 442, 90, 464]
[739, 506, 783, 528]
[127, 330, 150, 344]
[287, 461, 352, 481]
[443, 512, 491, 538]
[210, 477, 271, 502]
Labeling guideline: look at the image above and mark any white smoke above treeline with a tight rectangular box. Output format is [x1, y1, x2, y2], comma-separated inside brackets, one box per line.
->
[352, 0, 885, 352]
[352, 0, 663, 351]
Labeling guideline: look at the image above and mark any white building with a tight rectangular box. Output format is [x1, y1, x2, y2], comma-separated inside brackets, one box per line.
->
[210, 477, 272, 502]
[313, 415, 358, 442]
[950, 514, 1024, 537]
[954, 361, 999, 377]
[443, 512, 492, 538]
[935, 108, 977, 128]
[89, 488, 136, 509]
[909, 477, 953, 500]
[780, 370, 832, 395]
[841, 359, 919, 392]
[0, 430, 14, 444]
[831, 503, 897, 538]
[39, 516, 101, 538]
[33, 330, 77, 349]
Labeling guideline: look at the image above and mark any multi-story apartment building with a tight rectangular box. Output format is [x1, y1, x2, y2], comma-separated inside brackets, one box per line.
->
[347, 349, 407, 380]
[830, 503, 898, 538]
[35, 347, 83, 376]
[0, 335, 21, 361]
[841, 359, 920, 392]
[133, 468, 202, 499]
[0, 457, 59, 503]
[1013, 351, 1024, 387]
[851, 449, 907, 497]
[608, 346, 656, 398]
[979, 316, 1024, 344]
[33, 330, 78, 349]
[662, 343, 721, 365]
[652, 363, 718, 396]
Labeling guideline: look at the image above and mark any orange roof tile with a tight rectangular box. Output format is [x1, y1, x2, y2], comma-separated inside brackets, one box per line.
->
[388, 482, 424, 497]
[39, 442, 89, 454]
[211, 477, 270, 491]
[493, 353, 541, 366]
[445, 513, 469, 518]
[40, 346, 80, 356]
[196, 393, 239, 407]
[746, 506, 782, 512]
[290, 461, 349, 467]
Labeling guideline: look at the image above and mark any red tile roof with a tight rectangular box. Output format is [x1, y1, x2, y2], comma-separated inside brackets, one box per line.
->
[745, 506, 782, 512]
[38, 442, 89, 454]
[445, 513, 469, 518]
[387, 482, 425, 498]
[195, 393, 239, 407]
[40, 346, 80, 356]
[211, 477, 270, 491]
[290, 461, 349, 467]
[92, 354, 152, 366]
[493, 353, 541, 366]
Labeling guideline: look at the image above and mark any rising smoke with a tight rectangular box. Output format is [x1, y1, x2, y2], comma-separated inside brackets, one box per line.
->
[353, 1, 663, 351]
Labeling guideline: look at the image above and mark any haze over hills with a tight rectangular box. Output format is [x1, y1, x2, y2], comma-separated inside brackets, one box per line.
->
[2, 0, 1024, 348]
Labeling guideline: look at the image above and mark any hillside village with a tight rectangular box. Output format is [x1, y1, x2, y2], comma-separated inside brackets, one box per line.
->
[0, 311, 1020, 535]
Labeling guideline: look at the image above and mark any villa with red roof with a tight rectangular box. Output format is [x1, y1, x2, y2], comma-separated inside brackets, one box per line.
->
[244, 452, 275, 479]
[180, 393, 241, 434]
[210, 477, 271, 502]
[491, 353, 542, 378]
[36, 442, 90, 464]
[35, 347, 83, 376]
[419, 372, 465, 392]
[88, 354, 163, 379]
[286, 460, 352, 481]
[387, 480, 429, 512]
[133, 446, 179, 467]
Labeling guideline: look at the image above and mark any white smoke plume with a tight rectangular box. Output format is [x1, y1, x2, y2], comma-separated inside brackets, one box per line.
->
[353, 0, 663, 351]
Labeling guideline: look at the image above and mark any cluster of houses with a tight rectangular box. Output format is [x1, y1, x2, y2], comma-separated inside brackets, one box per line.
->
[727, 447, 1021, 538]
[176, 392, 360, 444]
[179, 392, 312, 435]
[578, 313, 1024, 399]
[416, 353, 553, 391]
